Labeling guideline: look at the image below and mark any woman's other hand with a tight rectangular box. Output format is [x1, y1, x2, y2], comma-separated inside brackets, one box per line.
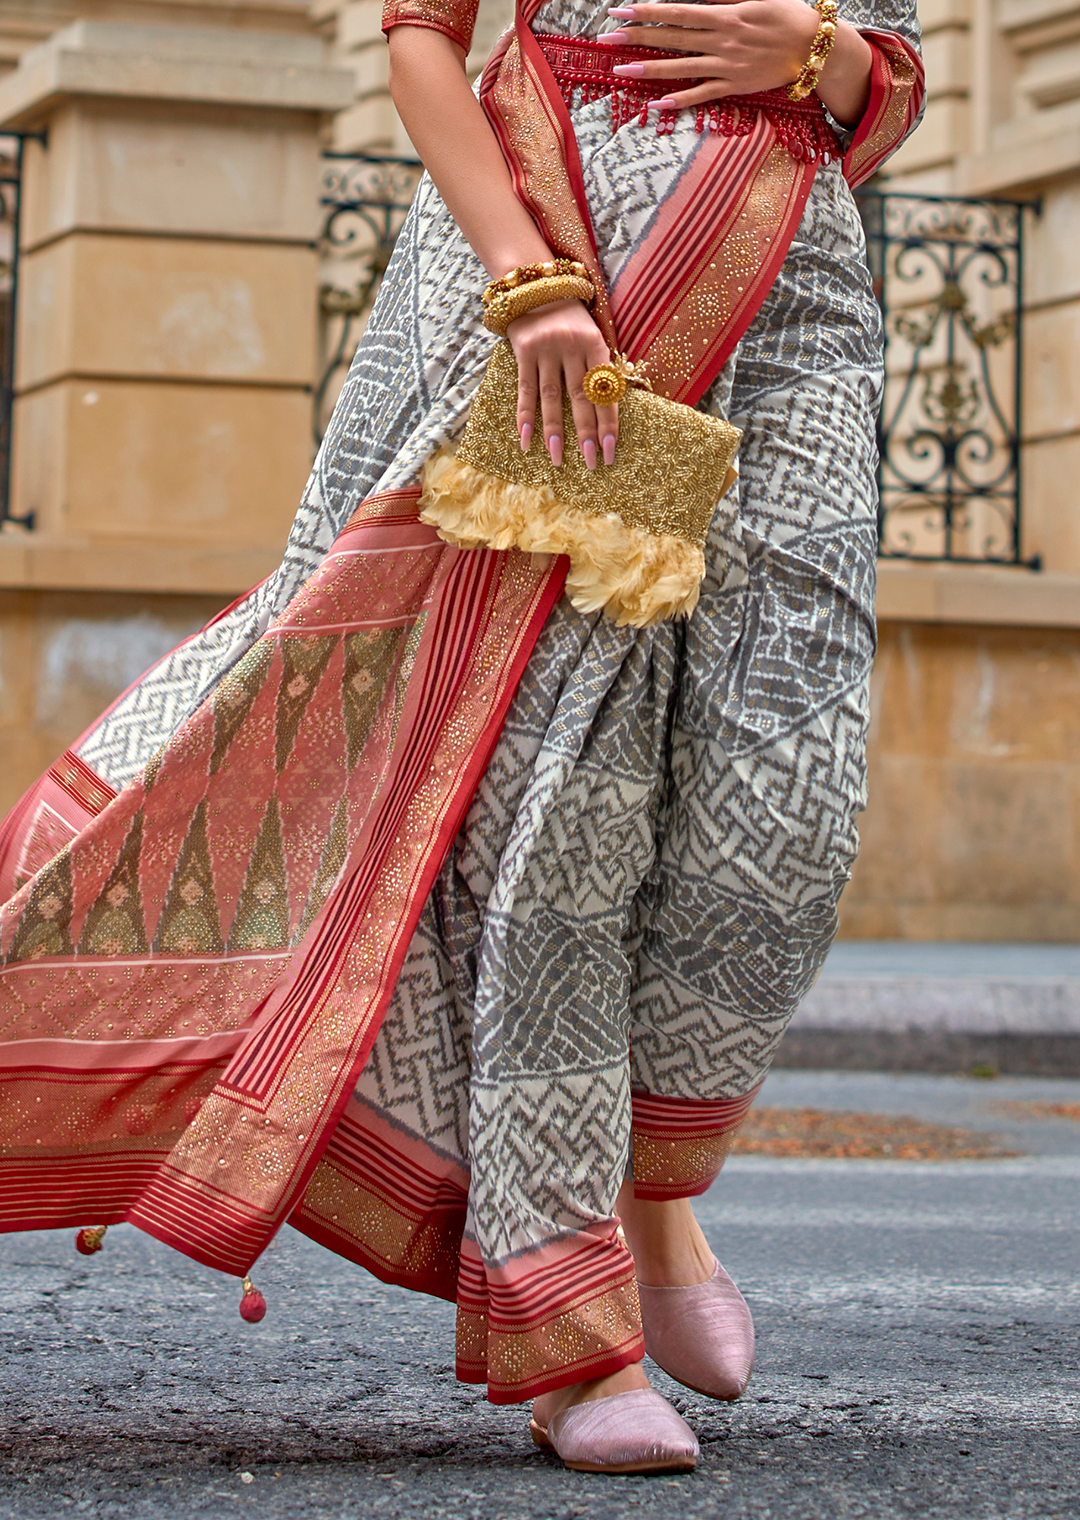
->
[506, 300, 619, 469]
[601, 0, 874, 128]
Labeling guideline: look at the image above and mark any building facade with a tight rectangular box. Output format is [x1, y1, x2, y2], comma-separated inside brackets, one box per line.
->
[0, 0, 1076, 940]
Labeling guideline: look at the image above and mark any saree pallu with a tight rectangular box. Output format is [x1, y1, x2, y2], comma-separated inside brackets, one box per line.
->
[0, 0, 923, 1403]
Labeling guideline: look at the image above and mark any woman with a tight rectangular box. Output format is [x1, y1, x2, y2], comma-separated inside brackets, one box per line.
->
[0, 0, 921, 1477]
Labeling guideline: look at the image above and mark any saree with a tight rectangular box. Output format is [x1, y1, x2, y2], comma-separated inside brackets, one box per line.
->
[0, 0, 923, 1404]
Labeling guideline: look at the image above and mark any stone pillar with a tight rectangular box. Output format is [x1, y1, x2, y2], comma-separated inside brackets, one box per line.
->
[0, 19, 352, 594]
[0, 17, 351, 812]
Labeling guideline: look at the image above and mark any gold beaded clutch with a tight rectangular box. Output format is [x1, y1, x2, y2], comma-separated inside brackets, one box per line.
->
[418, 342, 741, 628]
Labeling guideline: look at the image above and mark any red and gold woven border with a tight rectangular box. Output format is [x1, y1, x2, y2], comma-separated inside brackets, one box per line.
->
[842, 31, 925, 189]
[292, 1097, 468, 1302]
[381, 0, 479, 52]
[630, 1085, 763, 1200]
[456, 1224, 643, 1403]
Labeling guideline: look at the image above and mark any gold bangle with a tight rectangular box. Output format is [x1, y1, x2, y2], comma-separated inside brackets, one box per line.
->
[483, 259, 589, 304]
[482, 274, 596, 336]
[787, 0, 839, 103]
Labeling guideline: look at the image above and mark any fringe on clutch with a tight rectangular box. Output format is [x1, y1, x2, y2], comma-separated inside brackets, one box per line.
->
[417, 342, 741, 630]
[420, 450, 707, 628]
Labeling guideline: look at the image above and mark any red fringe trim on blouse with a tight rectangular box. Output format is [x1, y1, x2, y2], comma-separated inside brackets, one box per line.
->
[535, 33, 842, 161]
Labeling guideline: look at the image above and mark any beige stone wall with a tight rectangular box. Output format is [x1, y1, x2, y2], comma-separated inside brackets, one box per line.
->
[0, 9, 351, 594]
[0, 1, 351, 819]
[839, 0, 1080, 940]
[0, 588, 227, 809]
[843, 619, 1080, 941]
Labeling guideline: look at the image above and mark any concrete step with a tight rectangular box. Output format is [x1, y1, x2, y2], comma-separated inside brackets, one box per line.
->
[780, 942, 1080, 1075]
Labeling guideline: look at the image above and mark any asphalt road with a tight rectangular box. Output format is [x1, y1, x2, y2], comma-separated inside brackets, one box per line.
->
[2, 1072, 1078, 1520]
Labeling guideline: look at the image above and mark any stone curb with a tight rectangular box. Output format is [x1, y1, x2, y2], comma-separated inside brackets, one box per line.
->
[781, 946, 1080, 1074]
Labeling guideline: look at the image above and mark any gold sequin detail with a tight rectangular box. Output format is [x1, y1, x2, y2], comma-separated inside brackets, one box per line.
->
[455, 341, 740, 546]
[633, 1128, 740, 1197]
[457, 1277, 643, 1397]
[301, 1158, 465, 1290]
[381, 0, 479, 50]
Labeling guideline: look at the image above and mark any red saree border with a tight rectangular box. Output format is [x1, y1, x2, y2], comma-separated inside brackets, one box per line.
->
[0, 487, 567, 1282]
[456, 1225, 643, 1404]
[843, 33, 925, 190]
[631, 1084, 762, 1200]
[0, 749, 119, 904]
[381, 0, 479, 51]
[612, 129, 817, 407]
[0, 1152, 167, 1230]
[294, 1103, 644, 1404]
[291, 1097, 467, 1303]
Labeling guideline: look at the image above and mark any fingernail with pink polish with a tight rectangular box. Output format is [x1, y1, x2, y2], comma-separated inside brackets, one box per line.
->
[597, 30, 629, 43]
[582, 438, 598, 471]
[520, 422, 533, 452]
[602, 434, 616, 466]
[607, 6, 636, 15]
[612, 61, 645, 77]
[548, 435, 563, 467]
[649, 97, 679, 109]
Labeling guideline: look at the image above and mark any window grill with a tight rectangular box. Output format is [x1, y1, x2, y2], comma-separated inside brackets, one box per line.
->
[316, 153, 424, 446]
[313, 168, 1037, 573]
[857, 190, 1036, 567]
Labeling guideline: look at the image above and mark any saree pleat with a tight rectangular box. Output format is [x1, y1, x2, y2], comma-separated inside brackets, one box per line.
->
[0, 0, 923, 1404]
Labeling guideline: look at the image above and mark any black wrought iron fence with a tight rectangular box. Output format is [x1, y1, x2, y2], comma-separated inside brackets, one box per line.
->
[857, 190, 1036, 567]
[315, 152, 424, 445]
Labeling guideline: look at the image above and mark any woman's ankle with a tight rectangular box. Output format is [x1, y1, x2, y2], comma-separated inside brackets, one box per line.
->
[533, 1363, 650, 1426]
[616, 1185, 715, 1288]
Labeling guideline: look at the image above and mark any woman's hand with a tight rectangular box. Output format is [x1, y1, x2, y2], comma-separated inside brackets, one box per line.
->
[387, 28, 619, 466]
[600, 0, 874, 128]
[506, 300, 619, 469]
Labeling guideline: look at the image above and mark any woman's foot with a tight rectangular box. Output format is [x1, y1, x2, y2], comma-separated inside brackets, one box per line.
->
[531, 1364, 698, 1474]
[616, 1182, 755, 1401]
[637, 1260, 754, 1400]
[532, 1362, 650, 1435]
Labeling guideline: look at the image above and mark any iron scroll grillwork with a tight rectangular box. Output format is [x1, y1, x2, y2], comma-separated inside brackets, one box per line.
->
[858, 191, 1035, 567]
[316, 153, 424, 445]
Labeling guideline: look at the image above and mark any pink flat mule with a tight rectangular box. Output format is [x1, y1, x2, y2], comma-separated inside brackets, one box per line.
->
[530, 1388, 699, 1474]
[638, 1257, 755, 1401]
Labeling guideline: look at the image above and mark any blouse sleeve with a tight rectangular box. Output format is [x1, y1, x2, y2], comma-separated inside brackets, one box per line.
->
[381, 0, 480, 53]
[836, 0, 926, 188]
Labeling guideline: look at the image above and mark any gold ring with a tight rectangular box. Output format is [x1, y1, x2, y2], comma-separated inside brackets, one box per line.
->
[581, 364, 627, 407]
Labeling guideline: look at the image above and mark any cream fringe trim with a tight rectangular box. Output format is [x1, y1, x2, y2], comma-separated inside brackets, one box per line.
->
[418, 452, 706, 628]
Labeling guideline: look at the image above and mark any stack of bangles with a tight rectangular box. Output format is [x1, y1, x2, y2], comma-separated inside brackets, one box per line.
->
[787, 0, 839, 102]
[482, 258, 596, 337]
